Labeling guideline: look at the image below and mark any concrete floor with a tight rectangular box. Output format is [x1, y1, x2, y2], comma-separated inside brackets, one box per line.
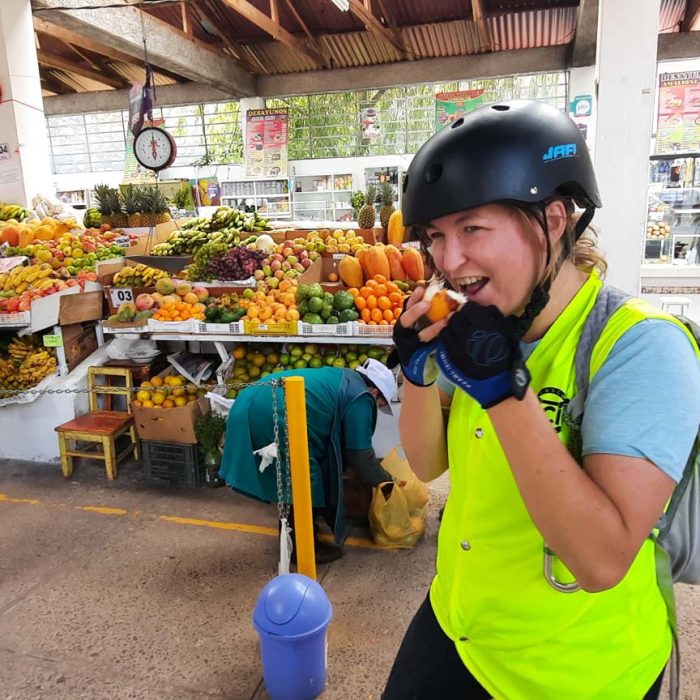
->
[0, 458, 698, 700]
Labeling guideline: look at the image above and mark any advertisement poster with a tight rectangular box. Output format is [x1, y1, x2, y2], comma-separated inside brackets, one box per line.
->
[245, 108, 288, 178]
[190, 176, 221, 207]
[656, 72, 700, 154]
[435, 89, 485, 130]
[123, 118, 163, 184]
[568, 94, 594, 148]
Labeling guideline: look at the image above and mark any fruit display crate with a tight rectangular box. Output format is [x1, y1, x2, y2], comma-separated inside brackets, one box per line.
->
[299, 322, 354, 336]
[243, 320, 300, 336]
[196, 321, 244, 335]
[353, 322, 394, 337]
[147, 318, 200, 333]
[141, 440, 202, 486]
[0, 311, 31, 327]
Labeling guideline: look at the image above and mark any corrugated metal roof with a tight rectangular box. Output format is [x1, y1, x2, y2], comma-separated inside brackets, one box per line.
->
[491, 7, 577, 50]
[660, 0, 685, 32]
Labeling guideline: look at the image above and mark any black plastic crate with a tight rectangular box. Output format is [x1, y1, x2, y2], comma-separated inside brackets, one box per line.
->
[142, 440, 202, 487]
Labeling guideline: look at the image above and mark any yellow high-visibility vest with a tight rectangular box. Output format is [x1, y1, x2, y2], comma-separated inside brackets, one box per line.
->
[430, 271, 694, 699]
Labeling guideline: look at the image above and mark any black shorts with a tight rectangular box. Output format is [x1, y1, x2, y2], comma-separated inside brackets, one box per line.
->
[382, 594, 665, 700]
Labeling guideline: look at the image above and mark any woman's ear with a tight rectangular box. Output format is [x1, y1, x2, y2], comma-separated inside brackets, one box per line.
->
[544, 200, 568, 244]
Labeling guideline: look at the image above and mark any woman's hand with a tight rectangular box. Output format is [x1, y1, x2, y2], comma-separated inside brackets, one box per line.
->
[436, 303, 530, 408]
[388, 286, 450, 386]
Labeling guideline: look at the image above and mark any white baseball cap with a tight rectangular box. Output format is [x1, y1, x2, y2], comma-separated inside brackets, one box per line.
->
[355, 358, 396, 415]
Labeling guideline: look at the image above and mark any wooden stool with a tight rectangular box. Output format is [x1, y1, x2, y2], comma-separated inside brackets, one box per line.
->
[55, 366, 139, 480]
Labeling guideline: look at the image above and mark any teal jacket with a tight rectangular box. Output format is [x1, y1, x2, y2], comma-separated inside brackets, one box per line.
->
[219, 367, 376, 542]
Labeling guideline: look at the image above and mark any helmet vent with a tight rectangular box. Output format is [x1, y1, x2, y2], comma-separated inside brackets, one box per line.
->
[425, 163, 443, 184]
[451, 117, 464, 129]
[491, 104, 510, 111]
[402, 174, 409, 193]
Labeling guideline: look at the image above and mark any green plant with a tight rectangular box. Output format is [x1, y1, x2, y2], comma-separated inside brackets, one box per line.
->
[195, 413, 227, 465]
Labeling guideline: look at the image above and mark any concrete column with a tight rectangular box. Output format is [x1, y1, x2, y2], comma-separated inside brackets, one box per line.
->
[0, 0, 54, 206]
[593, 0, 660, 293]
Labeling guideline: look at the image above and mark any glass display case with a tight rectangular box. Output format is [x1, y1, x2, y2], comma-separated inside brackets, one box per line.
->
[645, 155, 700, 266]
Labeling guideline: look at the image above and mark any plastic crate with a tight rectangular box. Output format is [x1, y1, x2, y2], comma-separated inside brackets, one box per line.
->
[353, 322, 394, 337]
[0, 311, 30, 326]
[147, 318, 199, 333]
[196, 321, 244, 335]
[141, 440, 202, 487]
[299, 322, 354, 336]
[243, 319, 299, 336]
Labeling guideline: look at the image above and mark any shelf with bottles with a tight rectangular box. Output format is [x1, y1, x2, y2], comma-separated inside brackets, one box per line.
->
[219, 178, 290, 219]
[291, 173, 353, 221]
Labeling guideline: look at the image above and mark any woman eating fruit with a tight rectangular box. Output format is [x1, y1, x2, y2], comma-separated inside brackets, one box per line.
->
[383, 100, 700, 699]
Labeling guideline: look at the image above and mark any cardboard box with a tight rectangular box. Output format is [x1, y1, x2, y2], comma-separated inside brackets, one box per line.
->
[61, 322, 99, 372]
[298, 256, 346, 293]
[30, 289, 104, 333]
[131, 396, 208, 444]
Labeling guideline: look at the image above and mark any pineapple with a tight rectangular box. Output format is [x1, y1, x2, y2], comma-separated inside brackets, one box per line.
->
[141, 187, 171, 227]
[121, 185, 143, 228]
[108, 188, 127, 228]
[357, 184, 377, 229]
[93, 184, 113, 226]
[379, 181, 396, 229]
[152, 188, 172, 225]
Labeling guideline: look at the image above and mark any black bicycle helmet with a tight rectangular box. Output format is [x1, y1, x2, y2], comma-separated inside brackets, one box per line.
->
[402, 99, 601, 234]
[402, 99, 602, 335]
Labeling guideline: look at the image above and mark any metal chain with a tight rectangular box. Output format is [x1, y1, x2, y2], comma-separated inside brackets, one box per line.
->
[270, 377, 290, 522]
[0, 380, 279, 398]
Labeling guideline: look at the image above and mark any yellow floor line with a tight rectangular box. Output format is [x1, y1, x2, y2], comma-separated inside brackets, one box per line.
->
[0, 490, 385, 550]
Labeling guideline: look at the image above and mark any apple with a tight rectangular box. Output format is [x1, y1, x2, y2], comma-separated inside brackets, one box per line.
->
[286, 255, 298, 265]
[270, 260, 282, 272]
[292, 243, 305, 255]
[193, 286, 209, 302]
[293, 263, 304, 273]
[262, 265, 272, 277]
[281, 261, 291, 272]
[301, 258, 312, 269]
[274, 269, 285, 280]
[254, 270, 265, 281]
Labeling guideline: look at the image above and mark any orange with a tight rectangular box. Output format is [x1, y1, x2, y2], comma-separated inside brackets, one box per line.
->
[383, 308, 394, 322]
[359, 286, 373, 299]
[370, 308, 383, 323]
[393, 306, 402, 319]
[389, 291, 403, 304]
[377, 296, 392, 310]
[361, 308, 371, 323]
[366, 279, 378, 288]
[374, 284, 387, 296]
[348, 288, 360, 297]
[354, 296, 367, 310]
[366, 295, 377, 310]
[373, 274, 387, 284]
[386, 282, 399, 294]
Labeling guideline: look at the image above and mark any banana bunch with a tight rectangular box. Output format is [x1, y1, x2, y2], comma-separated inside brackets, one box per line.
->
[0, 264, 56, 294]
[7, 336, 34, 361]
[0, 337, 57, 393]
[113, 263, 169, 288]
[181, 207, 271, 234]
[151, 228, 239, 256]
[0, 204, 32, 222]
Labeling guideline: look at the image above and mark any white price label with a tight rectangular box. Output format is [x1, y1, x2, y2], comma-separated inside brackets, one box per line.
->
[332, 253, 345, 260]
[110, 288, 134, 306]
[0, 143, 9, 161]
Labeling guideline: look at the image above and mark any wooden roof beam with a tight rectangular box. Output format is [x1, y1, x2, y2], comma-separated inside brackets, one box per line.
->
[41, 73, 75, 95]
[37, 49, 130, 89]
[189, 0, 262, 73]
[32, 0, 256, 96]
[33, 17, 186, 82]
[218, 0, 326, 67]
[283, 0, 331, 68]
[374, 0, 412, 60]
[682, 0, 700, 31]
[470, 0, 494, 53]
[347, 0, 409, 60]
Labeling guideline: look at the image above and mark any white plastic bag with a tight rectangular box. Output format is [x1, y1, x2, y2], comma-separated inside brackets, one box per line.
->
[254, 442, 279, 473]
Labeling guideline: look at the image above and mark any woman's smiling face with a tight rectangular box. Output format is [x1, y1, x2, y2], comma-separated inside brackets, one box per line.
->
[423, 203, 547, 316]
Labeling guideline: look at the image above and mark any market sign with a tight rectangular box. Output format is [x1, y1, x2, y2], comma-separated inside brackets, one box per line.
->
[656, 72, 700, 155]
[435, 89, 485, 131]
[244, 108, 289, 179]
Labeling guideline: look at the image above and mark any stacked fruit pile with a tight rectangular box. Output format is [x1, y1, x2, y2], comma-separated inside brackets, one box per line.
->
[301, 229, 369, 256]
[112, 263, 170, 288]
[224, 343, 389, 395]
[7, 229, 126, 276]
[347, 275, 407, 326]
[132, 373, 205, 409]
[338, 244, 424, 288]
[0, 337, 57, 394]
[151, 208, 270, 256]
[236, 284, 300, 326]
[295, 283, 359, 325]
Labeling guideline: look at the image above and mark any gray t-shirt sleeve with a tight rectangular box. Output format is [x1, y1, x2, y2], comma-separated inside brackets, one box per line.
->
[581, 318, 700, 482]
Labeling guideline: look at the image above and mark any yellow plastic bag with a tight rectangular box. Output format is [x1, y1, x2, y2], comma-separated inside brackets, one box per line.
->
[381, 446, 430, 519]
[369, 447, 429, 549]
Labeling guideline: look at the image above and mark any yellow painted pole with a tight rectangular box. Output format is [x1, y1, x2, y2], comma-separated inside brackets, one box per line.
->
[284, 376, 316, 580]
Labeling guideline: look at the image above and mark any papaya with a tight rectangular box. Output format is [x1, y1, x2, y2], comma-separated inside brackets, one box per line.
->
[1, 224, 20, 247]
[384, 244, 406, 281]
[356, 248, 372, 282]
[364, 246, 391, 280]
[387, 210, 406, 246]
[338, 254, 363, 288]
[401, 247, 425, 282]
